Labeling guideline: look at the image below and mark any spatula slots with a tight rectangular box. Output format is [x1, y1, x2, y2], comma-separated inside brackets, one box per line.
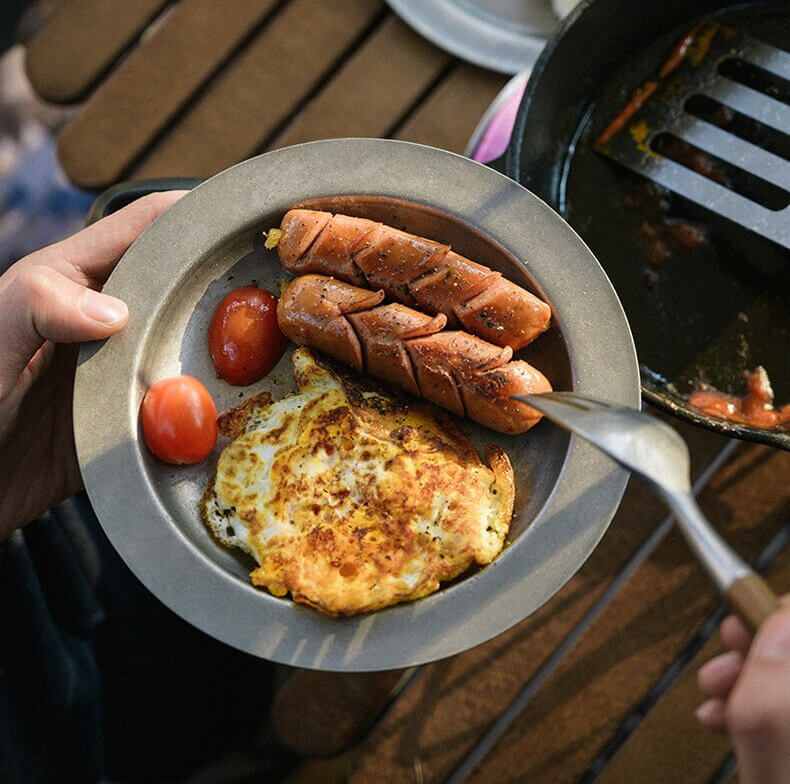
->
[595, 20, 790, 249]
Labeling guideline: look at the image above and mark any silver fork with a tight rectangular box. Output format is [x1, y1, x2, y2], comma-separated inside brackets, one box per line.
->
[517, 391, 780, 632]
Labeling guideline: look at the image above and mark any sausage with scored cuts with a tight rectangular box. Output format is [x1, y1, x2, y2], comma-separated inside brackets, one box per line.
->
[277, 275, 552, 434]
[275, 209, 552, 351]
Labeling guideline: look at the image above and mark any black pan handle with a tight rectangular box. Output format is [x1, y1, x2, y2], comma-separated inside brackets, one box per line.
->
[87, 177, 204, 224]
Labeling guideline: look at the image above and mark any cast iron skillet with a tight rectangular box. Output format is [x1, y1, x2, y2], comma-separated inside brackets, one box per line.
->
[506, 0, 790, 450]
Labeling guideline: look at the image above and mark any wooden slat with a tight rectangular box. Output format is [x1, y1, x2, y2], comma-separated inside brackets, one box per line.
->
[272, 669, 406, 757]
[347, 422, 729, 784]
[394, 63, 507, 154]
[269, 15, 449, 150]
[25, 0, 171, 102]
[16, 0, 72, 46]
[55, 0, 279, 188]
[134, 0, 385, 179]
[461, 444, 790, 784]
[596, 548, 790, 784]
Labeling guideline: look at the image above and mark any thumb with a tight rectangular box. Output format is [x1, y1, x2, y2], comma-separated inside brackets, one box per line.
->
[0, 264, 128, 387]
[727, 607, 790, 783]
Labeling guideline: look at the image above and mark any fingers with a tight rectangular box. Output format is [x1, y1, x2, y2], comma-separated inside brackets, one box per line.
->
[719, 594, 790, 656]
[698, 650, 744, 699]
[720, 614, 754, 655]
[21, 190, 187, 288]
[0, 190, 186, 395]
[695, 698, 728, 732]
[0, 265, 128, 388]
[724, 606, 790, 782]
[748, 603, 790, 663]
[695, 596, 790, 783]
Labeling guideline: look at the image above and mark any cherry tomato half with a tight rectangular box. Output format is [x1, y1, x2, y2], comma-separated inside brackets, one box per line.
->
[208, 286, 288, 386]
[141, 375, 218, 464]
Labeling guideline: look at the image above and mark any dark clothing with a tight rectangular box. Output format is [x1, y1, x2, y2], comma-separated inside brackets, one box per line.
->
[0, 495, 282, 783]
[0, 512, 103, 784]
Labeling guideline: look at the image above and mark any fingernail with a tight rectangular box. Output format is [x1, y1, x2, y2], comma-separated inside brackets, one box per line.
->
[695, 699, 720, 724]
[695, 702, 711, 722]
[752, 613, 790, 660]
[81, 289, 127, 326]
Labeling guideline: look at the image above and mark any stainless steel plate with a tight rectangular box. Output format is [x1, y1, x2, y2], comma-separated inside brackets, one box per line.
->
[74, 138, 639, 671]
[386, 0, 555, 74]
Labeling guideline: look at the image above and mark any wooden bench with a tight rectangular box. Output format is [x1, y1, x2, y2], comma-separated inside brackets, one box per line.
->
[23, 0, 504, 188]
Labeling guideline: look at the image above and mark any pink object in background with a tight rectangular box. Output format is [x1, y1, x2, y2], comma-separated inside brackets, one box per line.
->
[467, 71, 530, 164]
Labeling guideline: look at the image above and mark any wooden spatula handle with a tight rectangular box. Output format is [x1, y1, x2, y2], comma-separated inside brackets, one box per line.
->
[726, 573, 781, 634]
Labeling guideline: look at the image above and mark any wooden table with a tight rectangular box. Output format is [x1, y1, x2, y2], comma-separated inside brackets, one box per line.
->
[21, 2, 790, 782]
[22, 0, 505, 187]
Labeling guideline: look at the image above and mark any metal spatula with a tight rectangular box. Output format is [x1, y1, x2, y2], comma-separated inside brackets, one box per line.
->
[594, 21, 790, 249]
[518, 391, 780, 633]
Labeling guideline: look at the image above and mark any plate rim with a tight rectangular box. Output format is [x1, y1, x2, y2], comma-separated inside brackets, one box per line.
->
[74, 138, 639, 671]
[385, 0, 552, 74]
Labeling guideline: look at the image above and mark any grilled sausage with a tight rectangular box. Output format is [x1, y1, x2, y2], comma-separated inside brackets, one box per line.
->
[277, 275, 551, 434]
[277, 209, 552, 351]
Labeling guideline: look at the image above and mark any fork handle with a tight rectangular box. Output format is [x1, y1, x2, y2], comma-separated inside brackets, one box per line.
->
[726, 573, 782, 634]
[666, 490, 780, 633]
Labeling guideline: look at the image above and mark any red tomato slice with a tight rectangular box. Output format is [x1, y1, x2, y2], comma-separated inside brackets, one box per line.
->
[141, 375, 218, 464]
[208, 286, 288, 385]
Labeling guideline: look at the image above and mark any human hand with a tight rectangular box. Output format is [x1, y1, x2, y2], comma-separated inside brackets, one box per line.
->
[697, 597, 790, 783]
[0, 191, 186, 540]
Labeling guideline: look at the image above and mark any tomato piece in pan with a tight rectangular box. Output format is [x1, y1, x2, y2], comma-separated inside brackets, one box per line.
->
[208, 287, 288, 385]
[141, 375, 218, 464]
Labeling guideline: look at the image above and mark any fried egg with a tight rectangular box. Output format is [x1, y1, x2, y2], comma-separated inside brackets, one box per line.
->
[202, 347, 515, 616]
